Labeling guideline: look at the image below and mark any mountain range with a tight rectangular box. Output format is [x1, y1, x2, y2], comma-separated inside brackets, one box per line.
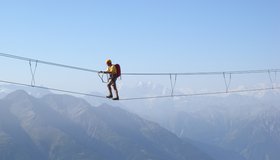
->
[1, 84, 280, 160]
[0, 90, 212, 160]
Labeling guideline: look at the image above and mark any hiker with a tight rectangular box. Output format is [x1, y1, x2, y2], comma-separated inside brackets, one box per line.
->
[99, 59, 120, 100]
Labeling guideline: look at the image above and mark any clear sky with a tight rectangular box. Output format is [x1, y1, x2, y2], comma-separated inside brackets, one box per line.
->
[0, 0, 279, 94]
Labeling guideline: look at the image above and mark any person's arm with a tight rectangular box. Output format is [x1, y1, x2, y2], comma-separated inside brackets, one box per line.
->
[99, 71, 111, 74]
[99, 67, 112, 74]
[103, 71, 111, 74]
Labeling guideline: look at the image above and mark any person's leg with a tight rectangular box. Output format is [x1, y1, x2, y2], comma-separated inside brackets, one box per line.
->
[107, 79, 113, 98]
[113, 84, 119, 99]
[112, 79, 119, 100]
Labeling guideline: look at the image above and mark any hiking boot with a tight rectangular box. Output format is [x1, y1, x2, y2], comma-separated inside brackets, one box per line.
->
[112, 97, 119, 100]
[106, 95, 113, 98]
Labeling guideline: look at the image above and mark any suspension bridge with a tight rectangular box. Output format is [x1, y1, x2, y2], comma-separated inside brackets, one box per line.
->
[0, 53, 279, 100]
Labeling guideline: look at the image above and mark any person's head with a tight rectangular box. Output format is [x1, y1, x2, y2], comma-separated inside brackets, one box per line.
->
[106, 59, 112, 66]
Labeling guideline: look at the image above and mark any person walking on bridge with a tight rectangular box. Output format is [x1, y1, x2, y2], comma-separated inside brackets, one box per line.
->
[99, 59, 120, 100]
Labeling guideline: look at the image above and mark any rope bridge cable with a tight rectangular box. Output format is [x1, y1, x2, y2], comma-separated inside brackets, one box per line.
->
[0, 53, 100, 73]
[122, 69, 280, 76]
[0, 79, 107, 99]
[120, 87, 280, 101]
[1, 53, 280, 76]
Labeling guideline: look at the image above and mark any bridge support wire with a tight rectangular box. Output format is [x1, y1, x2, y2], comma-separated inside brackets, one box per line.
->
[169, 74, 177, 96]
[268, 70, 278, 89]
[223, 72, 232, 93]
[29, 60, 38, 87]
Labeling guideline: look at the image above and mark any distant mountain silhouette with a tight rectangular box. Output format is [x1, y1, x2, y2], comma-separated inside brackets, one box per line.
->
[121, 91, 280, 160]
[0, 90, 213, 160]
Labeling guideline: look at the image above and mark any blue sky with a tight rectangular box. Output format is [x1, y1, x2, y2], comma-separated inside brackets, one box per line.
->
[0, 0, 279, 94]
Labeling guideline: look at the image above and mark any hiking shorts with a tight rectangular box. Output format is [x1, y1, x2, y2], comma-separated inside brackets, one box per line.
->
[109, 74, 118, 86]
